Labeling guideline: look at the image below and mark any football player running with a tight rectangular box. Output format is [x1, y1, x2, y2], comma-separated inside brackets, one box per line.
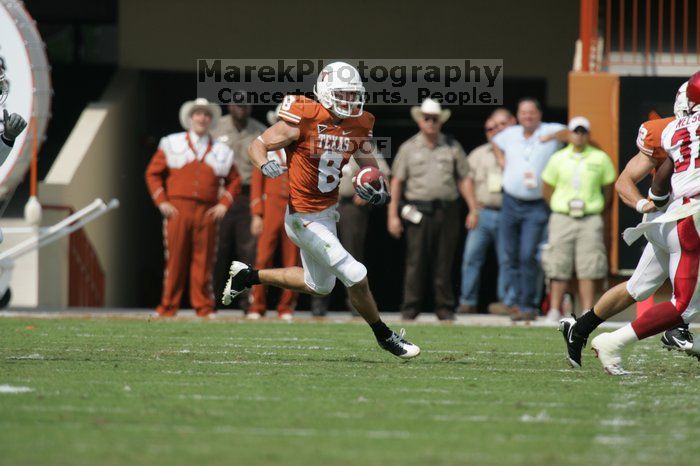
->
[559, 78, 695, 369]
[222, 62, 420, 359]
[566, 72, 700, 374]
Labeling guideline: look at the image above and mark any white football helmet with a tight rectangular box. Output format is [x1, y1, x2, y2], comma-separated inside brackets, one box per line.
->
[674, 82, 689, 118]
[313, 61, 365, 118]
[0, 68, 8, 106]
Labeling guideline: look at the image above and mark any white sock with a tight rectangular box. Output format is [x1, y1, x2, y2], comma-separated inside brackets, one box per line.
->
[609, 323, 639, 347]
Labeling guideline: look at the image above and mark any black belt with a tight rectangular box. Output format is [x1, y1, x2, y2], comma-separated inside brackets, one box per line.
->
[407, 199, 457, 214]
[553, 211, 599, 219]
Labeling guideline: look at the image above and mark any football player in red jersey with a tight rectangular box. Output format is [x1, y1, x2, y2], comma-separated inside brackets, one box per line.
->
[559, 79, 697, 369]
[589, 71, 700, 374]
[223, 62, 420, 359]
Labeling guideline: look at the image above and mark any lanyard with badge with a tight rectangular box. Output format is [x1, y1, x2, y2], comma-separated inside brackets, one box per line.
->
[568, 151, 586, 218]
[522, 135, 538, 190]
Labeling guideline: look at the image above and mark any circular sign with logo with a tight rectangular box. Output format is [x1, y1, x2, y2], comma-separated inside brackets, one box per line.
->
[0, 0, 51, 198]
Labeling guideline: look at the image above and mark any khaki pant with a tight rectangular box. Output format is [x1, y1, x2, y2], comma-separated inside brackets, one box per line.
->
[542, 212, 608, 280]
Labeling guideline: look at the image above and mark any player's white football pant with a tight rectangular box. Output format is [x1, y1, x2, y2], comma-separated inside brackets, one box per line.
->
[284, 206, 366, 295]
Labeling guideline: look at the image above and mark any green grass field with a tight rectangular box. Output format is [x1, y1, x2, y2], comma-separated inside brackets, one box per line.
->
[1, 317, 698, 466]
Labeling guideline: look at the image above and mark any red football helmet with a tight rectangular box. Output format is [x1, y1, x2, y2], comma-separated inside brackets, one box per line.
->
[687, 71, 700, 115]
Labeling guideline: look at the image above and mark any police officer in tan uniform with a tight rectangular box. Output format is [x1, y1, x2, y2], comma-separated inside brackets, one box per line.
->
[211, 98, 267, 309]
[311, 153, 391, 316]
[388, 99, 470, 320]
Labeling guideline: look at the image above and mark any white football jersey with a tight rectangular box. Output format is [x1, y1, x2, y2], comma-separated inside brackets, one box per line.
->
[661, 112, 700, 198]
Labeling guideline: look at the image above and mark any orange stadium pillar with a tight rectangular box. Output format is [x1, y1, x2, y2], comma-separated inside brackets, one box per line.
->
[568, 71, 620, 272]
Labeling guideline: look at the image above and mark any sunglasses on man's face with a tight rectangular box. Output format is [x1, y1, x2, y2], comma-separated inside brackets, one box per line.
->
[423, 115, 439, 122]
[572, 127, 589, 135]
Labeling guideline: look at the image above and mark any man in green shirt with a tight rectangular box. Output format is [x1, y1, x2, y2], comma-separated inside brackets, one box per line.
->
[540, 117, 616, 323]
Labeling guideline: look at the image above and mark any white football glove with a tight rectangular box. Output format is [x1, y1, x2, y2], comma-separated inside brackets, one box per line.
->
[2, 109, 27, 142]
[355, 176, 390, 205]
[261, 160, 284, 178]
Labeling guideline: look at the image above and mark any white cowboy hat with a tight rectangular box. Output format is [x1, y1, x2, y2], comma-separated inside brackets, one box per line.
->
[179, 98, 222, 130]
[410, 98, 451, 124]
[267, 103, 282, 126]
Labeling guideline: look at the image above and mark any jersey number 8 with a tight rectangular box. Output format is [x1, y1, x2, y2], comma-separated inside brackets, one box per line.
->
[318, 151, 343, 192]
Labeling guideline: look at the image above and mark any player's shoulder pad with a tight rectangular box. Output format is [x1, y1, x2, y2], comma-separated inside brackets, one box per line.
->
[645, 116, 675, 134]
[278, 94, 320, 125]
[354, 111, 375, 136]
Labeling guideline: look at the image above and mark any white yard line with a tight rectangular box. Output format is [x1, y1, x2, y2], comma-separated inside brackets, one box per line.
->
[0, 309, 665, 329]
[0, 384, 34, 393]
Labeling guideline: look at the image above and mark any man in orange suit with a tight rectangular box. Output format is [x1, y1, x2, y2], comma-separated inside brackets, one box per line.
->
[145, 98, 241, 317]
[248, 106, 300, 320]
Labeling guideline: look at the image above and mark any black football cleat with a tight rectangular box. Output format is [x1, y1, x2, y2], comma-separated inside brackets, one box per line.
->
[661, 324, 699, 360]
[378, 328, 421, 359]
[558, 315, 587, 369]
[222, 261, 253, 306]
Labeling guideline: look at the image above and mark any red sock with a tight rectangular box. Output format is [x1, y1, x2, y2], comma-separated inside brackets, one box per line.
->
[630, 301, 684, 340]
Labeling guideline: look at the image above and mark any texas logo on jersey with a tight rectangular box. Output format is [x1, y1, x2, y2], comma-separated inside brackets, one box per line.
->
[277, 94, 375, 213]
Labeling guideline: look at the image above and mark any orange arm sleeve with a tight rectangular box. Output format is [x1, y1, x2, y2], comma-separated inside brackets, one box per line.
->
[145, 149, 169, 206]
[219, 164, 242, 208]
[250, 168, 265, 217]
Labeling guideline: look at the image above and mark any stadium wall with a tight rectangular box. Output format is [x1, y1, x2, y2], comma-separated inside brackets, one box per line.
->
[38, 70, 141, 307]
[118, 0, 578, 108]
[568, 72, 619, 271]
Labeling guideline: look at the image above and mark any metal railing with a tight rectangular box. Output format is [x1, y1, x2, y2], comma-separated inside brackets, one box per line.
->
[579, 0, 700, 73]
[43, 202, 109, 307]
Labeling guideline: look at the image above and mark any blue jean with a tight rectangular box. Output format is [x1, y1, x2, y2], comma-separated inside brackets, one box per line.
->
[459, 208, 506, 306]
[499, 193, 550, 312]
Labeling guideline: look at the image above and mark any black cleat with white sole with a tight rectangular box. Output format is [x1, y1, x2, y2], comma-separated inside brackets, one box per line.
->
[222, 261, 253, 306]
[378, 328, 421, 359]
[558, 316, 587, 368]
[660, 324, 698, 359]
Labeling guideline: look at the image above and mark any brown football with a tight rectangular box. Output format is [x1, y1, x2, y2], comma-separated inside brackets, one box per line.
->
[353, 166, 383, 191]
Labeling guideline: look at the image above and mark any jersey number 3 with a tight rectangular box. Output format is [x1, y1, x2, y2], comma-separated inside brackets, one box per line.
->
[318, 151, 343, 192]
[672, 127, 700, 172]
